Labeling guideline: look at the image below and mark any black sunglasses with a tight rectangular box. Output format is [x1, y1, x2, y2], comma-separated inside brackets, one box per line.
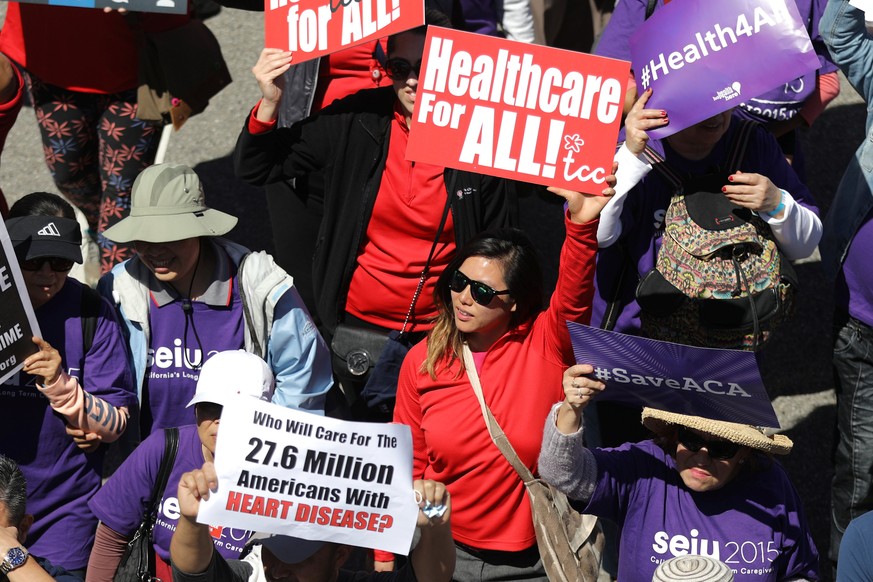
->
[448, 270, 510, 306]
[677, 426, 741, 460]
[385, 57, 422, 79]
[21, 257, 74, 272]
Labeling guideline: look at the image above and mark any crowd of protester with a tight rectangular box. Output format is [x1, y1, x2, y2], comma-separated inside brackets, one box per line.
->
[0, 0, 872, 580]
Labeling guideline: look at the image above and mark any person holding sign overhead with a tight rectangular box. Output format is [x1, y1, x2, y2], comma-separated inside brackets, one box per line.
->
[86, 350, 274, 582]
[538, 365, 820, 581]
[592, 89, 823, 341]
[170, 462, 455, 582]
[233, 9, 516, 423]
[0, 193, 136, 575]
[392, 182, 613, 580]
[587, 83, 825, 580]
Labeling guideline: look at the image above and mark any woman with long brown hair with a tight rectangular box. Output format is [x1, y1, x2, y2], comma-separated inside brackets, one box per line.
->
[393, 181, 614, 581]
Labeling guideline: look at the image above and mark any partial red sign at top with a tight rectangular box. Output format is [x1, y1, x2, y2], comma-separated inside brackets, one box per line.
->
[407, 27, 630, 194]
[265, 0, 425, 64]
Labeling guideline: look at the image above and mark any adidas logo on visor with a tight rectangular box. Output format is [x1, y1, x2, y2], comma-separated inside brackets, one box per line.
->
[36, 223, 61, 237]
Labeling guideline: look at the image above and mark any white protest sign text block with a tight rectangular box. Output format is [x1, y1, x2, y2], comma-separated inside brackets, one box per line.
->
[198, 398, 418, 555]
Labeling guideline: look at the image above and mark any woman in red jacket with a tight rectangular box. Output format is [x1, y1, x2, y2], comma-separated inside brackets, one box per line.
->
[393, 182, 613, 581]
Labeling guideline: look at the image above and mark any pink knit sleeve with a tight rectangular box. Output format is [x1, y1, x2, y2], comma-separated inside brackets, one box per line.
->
[38, 372, 128, 442]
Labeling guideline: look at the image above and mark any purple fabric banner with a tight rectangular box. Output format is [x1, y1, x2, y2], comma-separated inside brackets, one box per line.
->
[567, 322, 779, 428]
[629, 0, 820, 138]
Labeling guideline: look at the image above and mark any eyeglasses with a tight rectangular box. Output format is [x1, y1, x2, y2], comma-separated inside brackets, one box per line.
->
[677, 426, 741, 460]
[448, 269, 510, 306]
[385, 57, 422, 79]
[21, 257, 74, 272]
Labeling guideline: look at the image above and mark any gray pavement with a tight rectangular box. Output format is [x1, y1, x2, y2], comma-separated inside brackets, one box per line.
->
[0, 5, 864, 578]
[0, 5, 273, 250]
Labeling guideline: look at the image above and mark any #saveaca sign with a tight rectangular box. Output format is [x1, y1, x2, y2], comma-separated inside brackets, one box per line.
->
[630, 0, 820, 138]
[407, 27, 630, 194]
[265, 0, 424, 64]
[567, 322, 780, 428]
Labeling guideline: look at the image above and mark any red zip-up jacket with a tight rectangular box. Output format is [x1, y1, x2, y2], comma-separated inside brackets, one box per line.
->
[394, 214, 599, 551]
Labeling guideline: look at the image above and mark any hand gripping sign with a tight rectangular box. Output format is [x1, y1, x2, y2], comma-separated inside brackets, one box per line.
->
[198, 397, 419, 554]
[630, 0, 821, 138]
[265, 0, 424, 64]
[567, 322, 780, 428]
[406, 28, 630, 194]
[0, 220, 40, 386]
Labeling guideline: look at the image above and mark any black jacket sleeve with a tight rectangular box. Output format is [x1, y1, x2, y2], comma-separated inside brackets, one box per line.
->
[233, 88, 395, 188]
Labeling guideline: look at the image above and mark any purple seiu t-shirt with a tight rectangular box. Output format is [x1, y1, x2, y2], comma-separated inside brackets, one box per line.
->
[142, 276, 245, 435]
[594, 0, 837, 124]
[89, 425, 253, 562]
[835, 207, 873, 326]
[0, 278, 136, 570]
[580, 440, 819, 581]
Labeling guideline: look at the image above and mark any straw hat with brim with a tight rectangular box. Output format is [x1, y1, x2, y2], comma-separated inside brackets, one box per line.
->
[102, 163, 238, 244]
[641, 408, 793, 455]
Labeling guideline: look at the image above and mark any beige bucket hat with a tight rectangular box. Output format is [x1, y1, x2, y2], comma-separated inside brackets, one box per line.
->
[103, 163, 237, 244]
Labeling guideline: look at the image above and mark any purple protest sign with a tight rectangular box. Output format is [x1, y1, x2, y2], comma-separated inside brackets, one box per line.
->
[629, 0, 820, 138]
[567, 321, 779, 428]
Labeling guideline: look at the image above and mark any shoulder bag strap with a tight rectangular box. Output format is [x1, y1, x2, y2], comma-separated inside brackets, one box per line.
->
[399, 187, 453, 334]
[79, 285, 103, 382]
[641, 145, 684, 192]
[463, 346, 601, 546]
[145, 427, 180, 528]
[372, 41, 387, 69]
[80, 285, 102, 355]
[461, 344, 536, 484]
[724, 119, 757, 173]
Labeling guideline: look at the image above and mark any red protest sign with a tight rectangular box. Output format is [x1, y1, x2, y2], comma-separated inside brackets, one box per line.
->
[265, 0, 424, 64]
[407, 28, 630, 194]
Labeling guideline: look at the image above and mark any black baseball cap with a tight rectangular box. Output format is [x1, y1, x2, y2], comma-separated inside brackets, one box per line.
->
[5, 216, 83, 264]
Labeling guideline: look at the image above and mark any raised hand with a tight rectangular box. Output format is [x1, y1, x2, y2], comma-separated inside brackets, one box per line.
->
[252, 48, 293, 122]
[562, 364, 606, 412]
[177, 462, 219, 521]
[624, 88, 668, 156]
[556, 364, 605, 435]
[548, 161, 618, 224]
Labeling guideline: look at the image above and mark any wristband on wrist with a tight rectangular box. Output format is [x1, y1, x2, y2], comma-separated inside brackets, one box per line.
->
[766, 190, 787, 217]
